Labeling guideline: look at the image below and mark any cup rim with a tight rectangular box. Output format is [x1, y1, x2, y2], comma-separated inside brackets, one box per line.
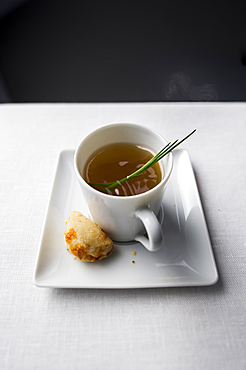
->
[74, 123, 173, 200]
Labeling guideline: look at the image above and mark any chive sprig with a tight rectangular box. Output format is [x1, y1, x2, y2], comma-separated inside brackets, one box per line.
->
[88, 129, 196, 193]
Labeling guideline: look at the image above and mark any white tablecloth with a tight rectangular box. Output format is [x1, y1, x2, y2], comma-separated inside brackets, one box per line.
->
[0, 103, 245, 370]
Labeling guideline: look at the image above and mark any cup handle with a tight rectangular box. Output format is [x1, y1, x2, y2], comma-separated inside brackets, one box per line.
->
[134, 208, 163, 251]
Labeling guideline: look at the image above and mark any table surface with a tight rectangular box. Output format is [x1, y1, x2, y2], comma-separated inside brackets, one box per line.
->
[0, 103, 245, 370]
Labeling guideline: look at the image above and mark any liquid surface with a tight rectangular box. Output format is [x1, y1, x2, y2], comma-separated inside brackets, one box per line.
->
[84, 143, 162, 196]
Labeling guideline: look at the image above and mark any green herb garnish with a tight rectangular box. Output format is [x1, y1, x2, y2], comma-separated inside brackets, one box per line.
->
[89, 129, 196, 193]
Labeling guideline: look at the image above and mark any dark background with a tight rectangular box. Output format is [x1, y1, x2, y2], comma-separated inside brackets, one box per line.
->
[0, 0, 246, 103]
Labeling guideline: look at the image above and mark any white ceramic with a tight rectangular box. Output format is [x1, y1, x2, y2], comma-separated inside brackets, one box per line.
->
[74, 123, 173, 251]
[33, 149, 218, 289]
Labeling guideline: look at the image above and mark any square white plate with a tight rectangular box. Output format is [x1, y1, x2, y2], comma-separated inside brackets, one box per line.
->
[34, 149, 218, 288]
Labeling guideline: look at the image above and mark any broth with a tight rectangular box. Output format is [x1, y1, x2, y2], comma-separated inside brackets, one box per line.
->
[84, 142, 163, 196]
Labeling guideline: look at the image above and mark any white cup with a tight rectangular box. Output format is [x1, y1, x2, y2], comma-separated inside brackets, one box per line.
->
[74, 123, 173, 251]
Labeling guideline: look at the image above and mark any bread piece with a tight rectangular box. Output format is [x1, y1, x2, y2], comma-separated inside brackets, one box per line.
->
[64, 211, 113, 262]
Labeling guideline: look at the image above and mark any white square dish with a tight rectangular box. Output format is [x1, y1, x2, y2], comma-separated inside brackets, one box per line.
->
[34, 149, 218, 288]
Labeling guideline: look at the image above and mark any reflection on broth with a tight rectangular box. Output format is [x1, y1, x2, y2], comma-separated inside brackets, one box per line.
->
[84, 143, 163, 196]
